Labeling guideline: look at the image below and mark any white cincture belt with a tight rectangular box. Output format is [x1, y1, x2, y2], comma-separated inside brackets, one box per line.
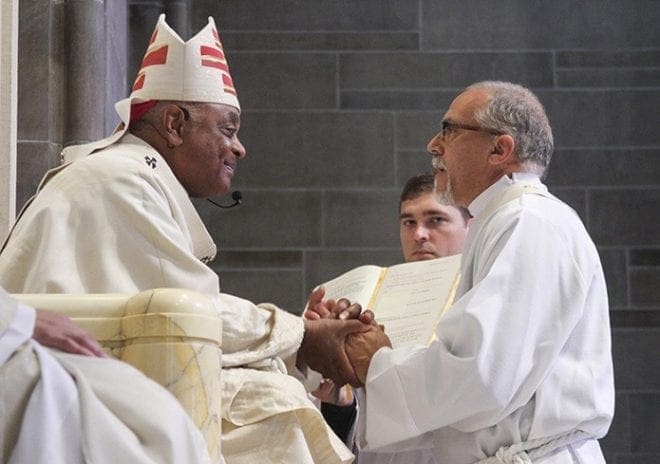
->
[475, 430, 591, 464]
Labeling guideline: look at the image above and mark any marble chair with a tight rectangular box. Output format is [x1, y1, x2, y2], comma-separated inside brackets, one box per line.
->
[13, 288, 222, 462]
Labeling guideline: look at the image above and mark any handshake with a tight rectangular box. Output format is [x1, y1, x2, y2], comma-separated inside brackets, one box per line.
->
[297, 287, 392, 388]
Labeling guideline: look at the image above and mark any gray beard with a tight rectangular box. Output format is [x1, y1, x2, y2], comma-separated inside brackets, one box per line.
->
[434, 177, 454, 205]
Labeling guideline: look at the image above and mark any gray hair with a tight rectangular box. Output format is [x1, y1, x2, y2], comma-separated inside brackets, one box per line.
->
[466, 81, 554, 177]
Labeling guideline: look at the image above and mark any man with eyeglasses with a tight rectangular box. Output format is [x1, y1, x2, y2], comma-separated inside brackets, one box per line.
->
[313, 81, 614, 463]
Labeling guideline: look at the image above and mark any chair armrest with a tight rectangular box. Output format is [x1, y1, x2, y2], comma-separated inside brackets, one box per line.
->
[13, 288, 222, 462]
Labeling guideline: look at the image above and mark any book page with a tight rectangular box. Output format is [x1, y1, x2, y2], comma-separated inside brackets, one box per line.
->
[371, 254, 462, 349]
[316, 265, 385, 308]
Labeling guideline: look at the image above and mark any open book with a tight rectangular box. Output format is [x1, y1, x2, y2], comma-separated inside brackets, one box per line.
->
[315, 254, 462, 349]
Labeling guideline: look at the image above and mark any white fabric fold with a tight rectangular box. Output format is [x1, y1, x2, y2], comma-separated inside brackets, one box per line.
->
[356, 174, 614, 463]
[0, 134, 351, 463]
[1, 289, 211, 464]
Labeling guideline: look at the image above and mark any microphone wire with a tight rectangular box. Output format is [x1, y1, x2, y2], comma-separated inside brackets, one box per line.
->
[207, 190, 242, 209]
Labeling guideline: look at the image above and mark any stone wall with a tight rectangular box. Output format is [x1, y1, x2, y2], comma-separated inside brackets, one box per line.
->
[190, 1, 660, 459]
[16, 0, 660, 460]
[16, 0, 127, 208]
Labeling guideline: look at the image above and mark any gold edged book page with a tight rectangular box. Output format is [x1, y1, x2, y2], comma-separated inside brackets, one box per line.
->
[315, 254, 462, 349]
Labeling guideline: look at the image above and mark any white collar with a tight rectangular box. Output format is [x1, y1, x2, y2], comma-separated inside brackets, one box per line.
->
[468, 172, 544, 220]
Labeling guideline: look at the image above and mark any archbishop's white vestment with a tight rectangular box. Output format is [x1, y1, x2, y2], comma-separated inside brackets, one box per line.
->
[0, 134, 352, 464]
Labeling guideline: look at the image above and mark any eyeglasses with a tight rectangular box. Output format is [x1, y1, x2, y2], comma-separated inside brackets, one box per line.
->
[437, 121, 503, 142]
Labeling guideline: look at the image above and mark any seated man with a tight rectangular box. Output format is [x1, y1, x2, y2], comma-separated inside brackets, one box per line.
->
[317, 173, 471, 463]
[0, 15, 362, 464]
[0, 286, 211, 463]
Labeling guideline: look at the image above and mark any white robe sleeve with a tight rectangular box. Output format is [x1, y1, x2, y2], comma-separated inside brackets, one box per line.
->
[358, 198, 612, 450]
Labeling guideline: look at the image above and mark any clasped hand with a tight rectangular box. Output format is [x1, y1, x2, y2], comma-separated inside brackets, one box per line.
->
[298, 287, 391, 388]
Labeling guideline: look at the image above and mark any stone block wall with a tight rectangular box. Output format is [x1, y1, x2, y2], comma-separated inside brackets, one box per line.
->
[16, 0, 660, 460]
[188, 2, 660, 459]
[16, 0, 127, 209]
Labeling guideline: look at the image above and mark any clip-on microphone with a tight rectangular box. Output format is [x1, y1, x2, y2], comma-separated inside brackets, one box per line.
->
[207, 191, 242, 209]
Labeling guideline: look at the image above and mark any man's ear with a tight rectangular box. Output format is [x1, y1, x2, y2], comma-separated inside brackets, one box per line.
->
[161, 104, 186, 148]
[487, 134, 515, 167]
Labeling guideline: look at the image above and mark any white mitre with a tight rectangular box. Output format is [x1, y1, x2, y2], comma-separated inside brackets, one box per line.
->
[62, 14, 239, 163]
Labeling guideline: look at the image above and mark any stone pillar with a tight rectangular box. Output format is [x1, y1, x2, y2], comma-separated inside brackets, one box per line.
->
[62, 0, 128, 143]
[15, 0, 63, 210]
[105, 0, 128, 134]
[15, 0, 128, 210]
[0, 0, 18, 237]
[63, 0, 107, 145]
[127, 0, 189, 84]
